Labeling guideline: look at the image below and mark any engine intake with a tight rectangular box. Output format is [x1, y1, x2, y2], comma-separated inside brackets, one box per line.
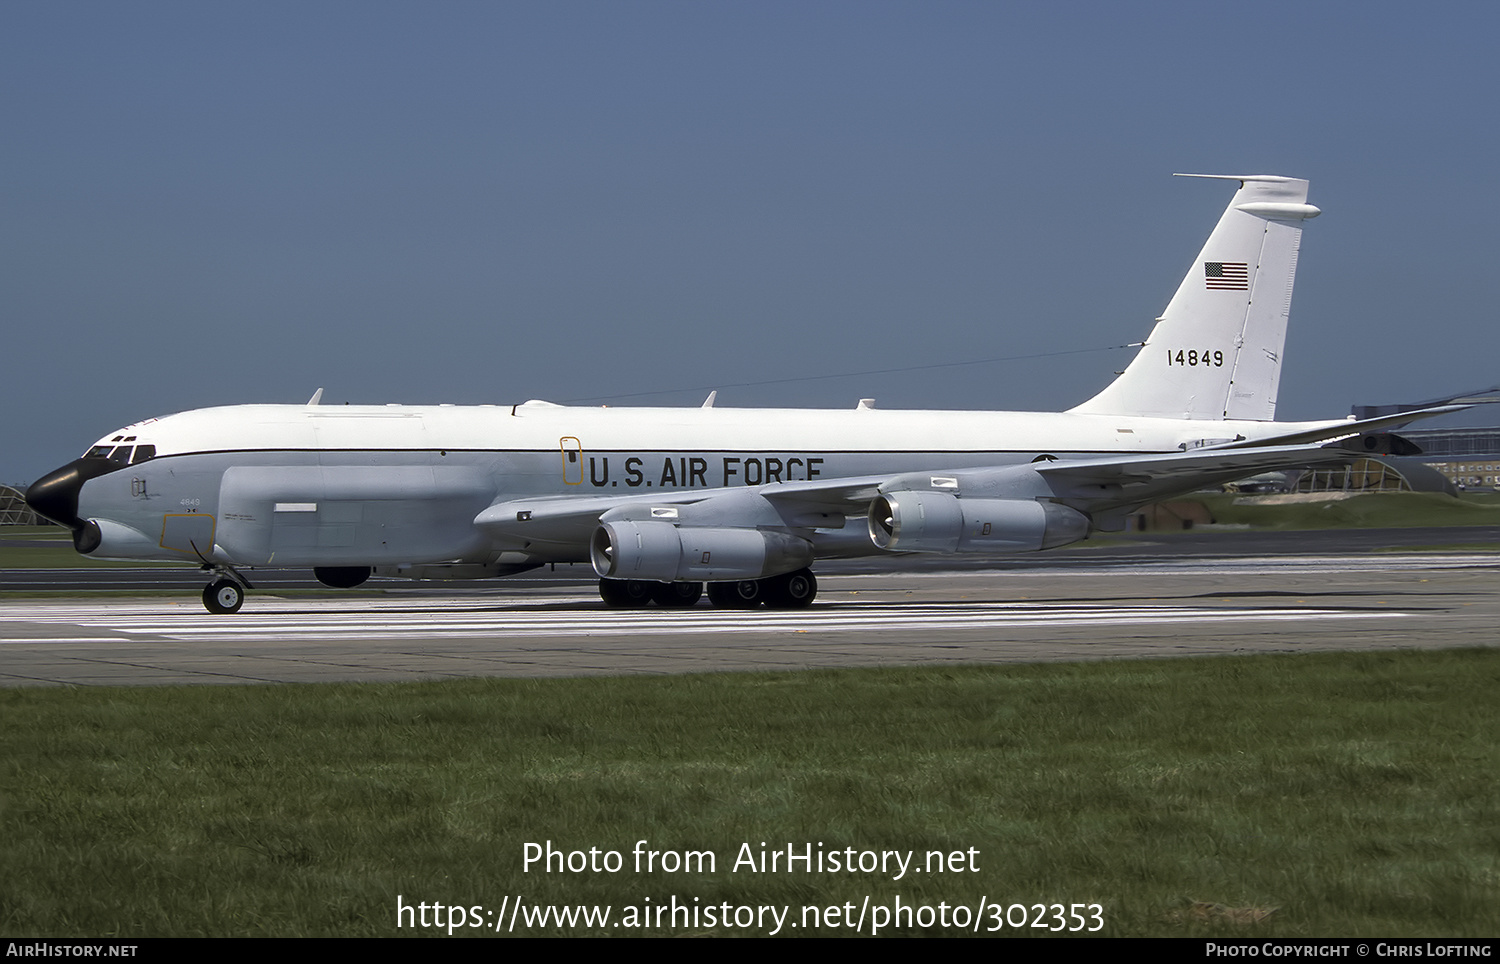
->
[74, 518, 160, 558]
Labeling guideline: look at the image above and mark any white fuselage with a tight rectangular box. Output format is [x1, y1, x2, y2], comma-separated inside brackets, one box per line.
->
[72, 401, 1344, 569]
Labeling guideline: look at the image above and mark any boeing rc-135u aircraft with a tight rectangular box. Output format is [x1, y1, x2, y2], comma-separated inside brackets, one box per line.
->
[27, 175, 1450, 613]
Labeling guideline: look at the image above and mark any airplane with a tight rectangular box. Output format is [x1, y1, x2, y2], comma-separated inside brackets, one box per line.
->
[25, 174, 1456, 614]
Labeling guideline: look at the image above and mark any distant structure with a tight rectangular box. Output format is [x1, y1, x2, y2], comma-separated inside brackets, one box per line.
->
[1349, 384, 1500, 421]
[1291, 457, 1452, 494]
[1394, 429, 1500, 488]
[1, 484, 55, 526]
[1349, 384, 1500, 490]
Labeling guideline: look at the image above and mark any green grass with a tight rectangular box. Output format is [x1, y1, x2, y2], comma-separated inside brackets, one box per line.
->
[1191, 491, 1500, 531]
[0, 527, 187, 570]
[2, 650, 1497, 937]
[0, 547, 190, 569]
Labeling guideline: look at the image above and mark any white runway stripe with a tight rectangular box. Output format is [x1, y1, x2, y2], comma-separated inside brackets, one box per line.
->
[880, 553, 1500, 578]
[0, 597, 1401, 644]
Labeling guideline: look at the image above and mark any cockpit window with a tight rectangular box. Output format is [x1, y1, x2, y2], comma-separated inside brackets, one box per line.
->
[84, 441, 155, 463]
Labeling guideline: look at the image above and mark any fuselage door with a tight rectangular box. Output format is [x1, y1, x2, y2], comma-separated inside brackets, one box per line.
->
[560, 437, 583, 485]
[160, 513, 216, 558]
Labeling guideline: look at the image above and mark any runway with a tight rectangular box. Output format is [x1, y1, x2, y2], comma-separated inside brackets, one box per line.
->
[2, 549, 1496, 687]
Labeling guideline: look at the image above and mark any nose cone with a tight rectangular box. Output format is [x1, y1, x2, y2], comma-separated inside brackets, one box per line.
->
[25, 458, 118, 531]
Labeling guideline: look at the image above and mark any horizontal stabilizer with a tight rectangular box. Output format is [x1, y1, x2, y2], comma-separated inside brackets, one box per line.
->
[1203, 405, 1468, 450]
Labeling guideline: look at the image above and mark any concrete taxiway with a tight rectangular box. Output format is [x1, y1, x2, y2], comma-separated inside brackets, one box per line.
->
[2, 546, 1496, 687]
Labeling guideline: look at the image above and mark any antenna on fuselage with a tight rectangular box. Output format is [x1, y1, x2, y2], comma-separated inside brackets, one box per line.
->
[306, 388, 324, 407]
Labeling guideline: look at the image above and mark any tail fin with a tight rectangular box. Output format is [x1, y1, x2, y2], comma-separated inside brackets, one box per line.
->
[1070, 174, 1320, 421]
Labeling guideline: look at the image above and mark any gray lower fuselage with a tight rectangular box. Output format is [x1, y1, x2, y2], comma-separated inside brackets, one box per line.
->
[75, 445, 1102, 569]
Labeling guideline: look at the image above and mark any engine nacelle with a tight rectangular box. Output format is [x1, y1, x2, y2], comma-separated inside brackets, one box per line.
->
[74, 518, 160, 558]
[591, 521, 813, 582]
[868, 493, 1090, 553]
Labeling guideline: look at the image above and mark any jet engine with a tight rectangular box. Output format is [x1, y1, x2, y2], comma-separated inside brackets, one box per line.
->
[591, 520, 813, 582]
[72, 518, 160, 558]
[868, 492, 1090, 553]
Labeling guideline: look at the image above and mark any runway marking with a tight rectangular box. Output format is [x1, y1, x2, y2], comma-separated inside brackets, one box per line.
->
[874, 554, 1500, 577]
[0, 597, 1404, 644]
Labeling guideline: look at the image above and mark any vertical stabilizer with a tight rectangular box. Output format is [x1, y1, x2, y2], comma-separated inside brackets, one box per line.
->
[1070, 175, 1320, 421]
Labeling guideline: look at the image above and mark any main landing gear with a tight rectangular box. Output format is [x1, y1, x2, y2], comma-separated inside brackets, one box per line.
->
[200, 565, 253, 614]
[202, 578, 244, 614]
[598, 568, 817, 610]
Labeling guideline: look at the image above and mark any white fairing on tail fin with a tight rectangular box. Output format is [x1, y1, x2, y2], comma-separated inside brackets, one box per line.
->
[24, 174, 1459, 613]
[1071, 175, 1320, 421]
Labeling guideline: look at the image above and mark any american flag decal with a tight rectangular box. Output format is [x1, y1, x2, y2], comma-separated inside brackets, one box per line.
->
[1204, 262, 1249, 290]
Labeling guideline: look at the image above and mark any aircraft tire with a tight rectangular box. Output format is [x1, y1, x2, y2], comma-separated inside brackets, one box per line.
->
[707, 579, 764, 609]
[598, 578, 653, 608]
[203, 579, 244, 615]
[763, 568, 817, 609]
[651, 581, 703, 608]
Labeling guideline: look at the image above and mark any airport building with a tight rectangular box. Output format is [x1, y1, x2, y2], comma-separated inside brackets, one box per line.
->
[1348, 386, 1500, 490]
[1, 484, 54, 526]
[1290, 458, 1437, 494]
[1392, 428, 1500, 489]
[1356, 386, 1500, 491]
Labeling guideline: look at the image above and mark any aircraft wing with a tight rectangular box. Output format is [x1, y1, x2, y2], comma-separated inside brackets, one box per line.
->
[472, 475, 890, 553]
[1030, 441, 1375, 514]
[473, 429, 1409, 562]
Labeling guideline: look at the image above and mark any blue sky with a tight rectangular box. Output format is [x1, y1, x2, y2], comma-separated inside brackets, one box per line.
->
[5, 1, 1497, 481]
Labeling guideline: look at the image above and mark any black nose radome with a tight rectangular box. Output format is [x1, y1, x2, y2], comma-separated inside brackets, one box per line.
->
[25, 458, 118, 532]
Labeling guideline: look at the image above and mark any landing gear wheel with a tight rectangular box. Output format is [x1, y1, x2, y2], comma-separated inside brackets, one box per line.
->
[650, 581, 703, 608]
[599, 578, 653, 608]
[764, 568, 817, 609]
[203, 579, 244, 614]
[707, 579, 765, 609]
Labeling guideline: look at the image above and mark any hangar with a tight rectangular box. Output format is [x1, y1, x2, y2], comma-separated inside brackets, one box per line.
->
[1, 484, 54, 526]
